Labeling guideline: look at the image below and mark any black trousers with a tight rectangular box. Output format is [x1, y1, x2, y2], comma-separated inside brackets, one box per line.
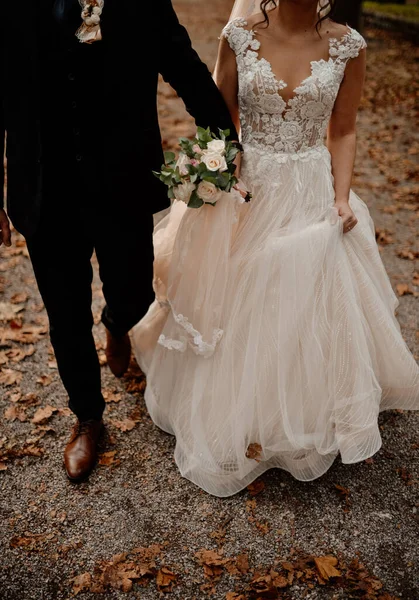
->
[26, 161, 155, 421]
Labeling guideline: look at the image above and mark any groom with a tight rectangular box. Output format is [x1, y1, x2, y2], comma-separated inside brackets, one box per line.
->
[1, 0, 238, 481]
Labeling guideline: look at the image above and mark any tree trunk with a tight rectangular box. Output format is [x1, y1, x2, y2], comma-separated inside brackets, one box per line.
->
[333, 0, 363, 31]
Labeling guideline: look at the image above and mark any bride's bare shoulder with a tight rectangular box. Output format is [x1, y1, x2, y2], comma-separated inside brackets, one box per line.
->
[244, 12, 267, 31]
[321, 19, 351, 40]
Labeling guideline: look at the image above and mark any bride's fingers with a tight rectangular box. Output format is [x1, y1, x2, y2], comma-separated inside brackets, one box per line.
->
[343, 216, 358, 234]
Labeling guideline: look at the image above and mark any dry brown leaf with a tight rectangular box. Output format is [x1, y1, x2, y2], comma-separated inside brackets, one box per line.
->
[31, 405, 57, 425]
[246, 443, 263, 461]
[397, 248, 419, 261]
[375, 228, 394, 245]
[7, 346, 35, 363]
[9, 532, 55, 551]
[0, 369, 22, 386]
[0, 351, 9, 365]
[103, 390, 122, 404]
[196, 549, 229, 579]
[98, 450, 119, 467]
[0, 302, 25, 322]
[4, 405, 27, 422]
[382, 205, 398, 214]
[72, 573, 92, 595]
[110, 418, 136, 432]
[412, 272, 419, 287]
[0, 325, 47, 345]
[0, 462, 8, 471]
[11, 293, 28, 304]
[314, 555, 341, 580]
[247, 479, 265, 496]
[156, 567, 177, 591]
[226, 593, 246, 600]
[36, 375, 53, 387]
[236, 553, 250, 575]
[396, 283, 414, 297]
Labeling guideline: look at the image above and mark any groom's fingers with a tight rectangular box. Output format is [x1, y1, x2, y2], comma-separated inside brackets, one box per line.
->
[0, 211, 12, 247]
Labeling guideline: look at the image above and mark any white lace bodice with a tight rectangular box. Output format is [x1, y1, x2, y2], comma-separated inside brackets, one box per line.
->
[222, 19, 367, 155]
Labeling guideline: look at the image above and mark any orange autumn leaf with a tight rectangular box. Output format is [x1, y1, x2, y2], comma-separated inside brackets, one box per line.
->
[71, 573, 92, 595]
[396, 283, 413, 297]
[246, 443, 263, 461]
[314, 555, 341, 580]
[31, 405, 57, 425]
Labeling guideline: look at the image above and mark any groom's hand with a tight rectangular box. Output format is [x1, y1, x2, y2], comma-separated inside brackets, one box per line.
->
[0, 209, 11, 247]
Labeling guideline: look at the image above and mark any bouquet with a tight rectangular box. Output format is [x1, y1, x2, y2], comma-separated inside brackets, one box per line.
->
[153, 127, 251, 209]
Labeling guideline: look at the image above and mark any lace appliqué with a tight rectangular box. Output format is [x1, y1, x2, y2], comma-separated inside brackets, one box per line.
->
[222, 19, 367, 156]
[158, 305, 224, 358]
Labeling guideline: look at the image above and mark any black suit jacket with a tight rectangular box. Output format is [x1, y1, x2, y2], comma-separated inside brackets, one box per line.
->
[1, 0, 238, 237]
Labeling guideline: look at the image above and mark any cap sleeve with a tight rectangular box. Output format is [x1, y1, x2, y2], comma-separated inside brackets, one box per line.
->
[221, 18, 258, 56]
[330, 27, 367, 63]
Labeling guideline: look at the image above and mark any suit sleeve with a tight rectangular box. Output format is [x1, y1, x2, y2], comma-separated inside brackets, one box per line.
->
[1, 25, 5, 210]
[158, 0, 238, 140]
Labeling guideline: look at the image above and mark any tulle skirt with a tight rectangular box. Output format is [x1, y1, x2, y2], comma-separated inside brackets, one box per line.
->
[132, 144, 419, 497]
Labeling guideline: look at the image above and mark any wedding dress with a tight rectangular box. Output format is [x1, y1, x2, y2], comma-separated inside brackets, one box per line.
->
[132, 19, 419, 497]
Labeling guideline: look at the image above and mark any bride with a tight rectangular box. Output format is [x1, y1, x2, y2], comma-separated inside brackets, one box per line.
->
[133, 0, 419, 497]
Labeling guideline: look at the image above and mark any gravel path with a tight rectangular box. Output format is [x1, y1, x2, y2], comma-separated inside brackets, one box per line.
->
[0, 2, 418, 599]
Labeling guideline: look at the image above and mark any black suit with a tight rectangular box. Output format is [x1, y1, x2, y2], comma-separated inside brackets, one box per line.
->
[1, 0, 237, 420]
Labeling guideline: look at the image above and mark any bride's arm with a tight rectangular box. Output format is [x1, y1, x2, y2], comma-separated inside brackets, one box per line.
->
[213, 37, 240, 138]
[213, 36, 242, 177]
[327, 49, 366, 233]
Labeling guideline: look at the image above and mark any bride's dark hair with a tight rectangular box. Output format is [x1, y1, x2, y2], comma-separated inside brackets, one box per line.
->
[257, 1, 338, 33]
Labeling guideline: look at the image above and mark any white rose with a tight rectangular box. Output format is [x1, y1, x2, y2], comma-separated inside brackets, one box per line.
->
[206, 139, 226, 154]
[202, 152, 228, 172]
[176, 153, 192, 176]
[175, 181, 196, 204]
[197, 181, 221, 203]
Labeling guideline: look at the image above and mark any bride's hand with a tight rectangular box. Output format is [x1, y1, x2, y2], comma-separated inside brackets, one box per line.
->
[234, 150, 242, 179]
[335, 201, 358, 234]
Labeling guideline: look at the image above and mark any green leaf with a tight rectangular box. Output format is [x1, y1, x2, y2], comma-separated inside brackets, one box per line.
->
[164, 151, 176, 164]
[188, 190, 204, 209]
[167, 187, 175, 199]
[217, 172, 231, 189]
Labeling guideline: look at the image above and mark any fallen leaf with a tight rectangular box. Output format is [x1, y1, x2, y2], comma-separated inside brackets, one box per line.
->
[0, 302, 25, 322]
[396, 283, 413, 297]
[246, 443, 263, 461]
[0, 369, 22, 386]
[236, 553, 250, 575]
[314, 555, 341, 581]
[98, 450, 119, 466]
[156, 567, 177, 591]
[71, 573, 92, 595]
[9, 532, 55, 552]
[110, 418, 136, 432]
[11, 293, 28, 304]
[0, 325, 47, 344]
[4, 405, 27, 422]
[31, 405, 57, 425]
[375, 228, 393, 245]
[6, 346, 35, 363]
[103, 390, 122, 404]
[36, 375, 53, 387]
[397, 248, 419, 261]
[247, 479, 265, 496]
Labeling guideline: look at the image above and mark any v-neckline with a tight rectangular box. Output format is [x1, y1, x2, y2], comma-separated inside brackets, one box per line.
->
[247, 26, 352, 107]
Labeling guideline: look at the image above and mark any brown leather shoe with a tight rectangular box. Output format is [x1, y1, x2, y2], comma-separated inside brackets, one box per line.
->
[64, 419, 103, 482]
[105, 329, 131, 378]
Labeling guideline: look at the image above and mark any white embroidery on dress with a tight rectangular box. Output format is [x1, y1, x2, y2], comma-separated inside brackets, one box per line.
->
[158, 307, 224, 358]
[222, 19, 367, 156]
